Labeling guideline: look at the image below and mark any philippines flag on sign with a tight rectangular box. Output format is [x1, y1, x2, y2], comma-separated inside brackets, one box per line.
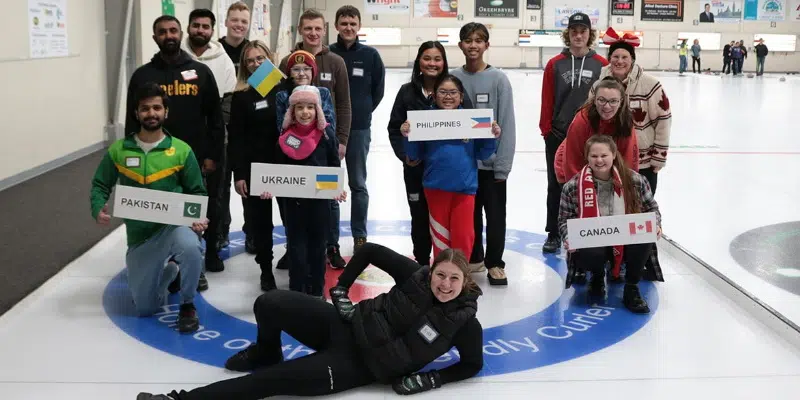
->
[471, 117, 491, 129]
[629, 221, 653, 235]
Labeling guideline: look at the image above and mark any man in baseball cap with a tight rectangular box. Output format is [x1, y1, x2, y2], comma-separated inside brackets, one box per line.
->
[568, 12, 591, 29]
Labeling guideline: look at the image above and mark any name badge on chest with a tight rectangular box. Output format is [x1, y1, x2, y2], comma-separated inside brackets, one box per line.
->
[418, 323, 439, 344]
[629, 100, 641, 109]
[255, 100, 268, 110]
[352, 68, 364, 77]
[476, 93, 489, 103]
[320, 72, 332, 81]
[125, 156, 141, 168]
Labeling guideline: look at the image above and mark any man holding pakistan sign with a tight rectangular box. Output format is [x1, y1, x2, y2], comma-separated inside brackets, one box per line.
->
[90, 83, 208, 334]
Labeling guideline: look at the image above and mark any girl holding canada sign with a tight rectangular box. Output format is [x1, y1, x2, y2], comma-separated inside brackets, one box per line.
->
[557, 134, 661, 314]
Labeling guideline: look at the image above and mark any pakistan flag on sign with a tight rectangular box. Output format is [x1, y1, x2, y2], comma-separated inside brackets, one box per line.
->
[183, 202, 202, 218]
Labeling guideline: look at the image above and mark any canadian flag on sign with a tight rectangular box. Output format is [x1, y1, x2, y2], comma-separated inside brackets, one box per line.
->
[629, 221, 653, 235]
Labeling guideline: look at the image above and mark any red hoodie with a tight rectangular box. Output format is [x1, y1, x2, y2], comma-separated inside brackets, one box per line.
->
[559, 108, 639, 182]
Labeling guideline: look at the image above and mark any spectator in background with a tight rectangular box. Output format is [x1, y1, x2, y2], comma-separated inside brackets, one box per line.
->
[691, 39, 701, 73]
[722, 40, 733, 74]
[730, 41, 744, 76]
[329, 5, 386, 257]
[678, 39, 688, 75]
[754, 39, 768, 76]
[539, 12, 608, 254]
[278, 8, 352, 270]
[125, 15, 225, 289]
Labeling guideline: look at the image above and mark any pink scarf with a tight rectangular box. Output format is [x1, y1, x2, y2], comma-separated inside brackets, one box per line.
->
[279, 120, 324, 160]
[577, 164, 626, 279]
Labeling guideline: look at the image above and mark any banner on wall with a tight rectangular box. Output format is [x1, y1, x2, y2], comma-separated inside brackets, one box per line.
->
[415, 0, 458, 17]
[611, 0, 635, 16]
[698, 0, 742, 23]
[640, 0, 685, 21]
[554, 7, 600, 28]
[366, 0, 411, 14]
[792, 0, 800, 20]
[744, 0, 786, 21]
[476, 0, 518, 17]
[28, 0, 69, 58]
[526, 0, 541, 10]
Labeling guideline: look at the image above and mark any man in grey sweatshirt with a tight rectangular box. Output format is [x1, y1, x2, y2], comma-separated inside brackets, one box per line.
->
[451, 22, 516, 286]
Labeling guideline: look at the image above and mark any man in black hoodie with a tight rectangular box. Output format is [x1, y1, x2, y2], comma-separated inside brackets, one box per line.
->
[125, 15, 227, 284]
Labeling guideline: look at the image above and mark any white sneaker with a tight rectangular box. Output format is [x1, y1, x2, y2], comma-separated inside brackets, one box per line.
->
[469, 261, 486, 273]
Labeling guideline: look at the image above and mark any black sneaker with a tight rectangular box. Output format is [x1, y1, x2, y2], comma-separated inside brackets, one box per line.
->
[353, 237, 367, 254]
[260, 271, 277, 291]
[205, 254, 224, 272]
[542, 233, 561, 253]
[623, 284, 650, 314]
[327, 246, 346, 269]
[197, 273, 208, 292]
[216, 234, 230, 250]
[225, 343, 277, 372]
[245, 235, 257, 254]
[178, 303, 200, 333]
[588, 270, 606, 297]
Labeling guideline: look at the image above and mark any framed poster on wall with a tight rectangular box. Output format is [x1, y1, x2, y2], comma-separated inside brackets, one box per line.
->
[641, 0, 685, 21]
[611, 0, 635, 16]
[476, 0, 518, 17]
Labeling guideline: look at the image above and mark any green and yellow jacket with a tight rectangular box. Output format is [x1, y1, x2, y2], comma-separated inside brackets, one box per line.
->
[90, 133, 207, 246]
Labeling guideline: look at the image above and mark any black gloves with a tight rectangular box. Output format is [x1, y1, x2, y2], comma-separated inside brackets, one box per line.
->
[329, 285, 356, 321]
[392, 371, 442, 395]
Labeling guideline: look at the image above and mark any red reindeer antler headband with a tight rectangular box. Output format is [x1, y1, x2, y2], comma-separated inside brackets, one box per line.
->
[602, 27, 641, 47]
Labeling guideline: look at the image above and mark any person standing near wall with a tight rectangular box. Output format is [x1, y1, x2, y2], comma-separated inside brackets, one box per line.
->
[125, 15, 226, 289]
[278, 9, 352, 270]
[181, 8, 238, 258]
[691, 39, 701, 74]
[329, 5, 386, 257]
[219, 1, 256, 254]
[450, 22, 515, 286]
[722, 40, 733, 74]
[678, 39, 688, 75]
[539, 12, 608, 254]
[754, 39, 768, 76]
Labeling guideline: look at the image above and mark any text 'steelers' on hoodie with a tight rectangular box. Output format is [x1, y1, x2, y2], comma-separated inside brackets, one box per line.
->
[124, 51, 226, 163]
[539, 48, 608, 140]
[181, 39, 238, 97]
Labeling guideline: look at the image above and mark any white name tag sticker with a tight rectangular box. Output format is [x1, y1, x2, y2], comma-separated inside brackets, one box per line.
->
[125, 156, 141, 168]
[407, 108, 495, 142]
[630, 100, 642, 109]
[352, 68, 364, 77]
[581, 70, 593, 78]
[476, 93, 489, 103]
[255, 100, 268, 110]
[418, 323, 439, 344]
[112, 185, 208, 226]
[567, 212, 658, 249]
[181, 69, 198, 81]
[320, 72, 332, 81]
[250, 163, 345, 199]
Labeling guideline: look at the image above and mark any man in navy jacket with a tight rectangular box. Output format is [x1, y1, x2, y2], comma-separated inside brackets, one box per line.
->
[329, 5, 385, 259]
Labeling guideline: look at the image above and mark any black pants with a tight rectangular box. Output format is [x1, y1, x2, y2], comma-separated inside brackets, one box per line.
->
[283, 198, 329, 295]
[544, 134, 565, 235]
[638, 167, 658, 195]
[692, 56, 701, 73]
[403, 164, 432, 266]
[471, 169, 507, 268]
[574, 243, 652, 284]
[243, 194, 274, 274]
[723, 57, 731, 74]
[203, 163, 224, 260]
[175, 290, 375, 400]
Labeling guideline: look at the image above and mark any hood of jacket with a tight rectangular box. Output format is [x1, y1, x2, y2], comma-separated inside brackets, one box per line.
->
[181, 38, 227, 61]
[293, 41, 330, 56]
[148, 50, 194, 68]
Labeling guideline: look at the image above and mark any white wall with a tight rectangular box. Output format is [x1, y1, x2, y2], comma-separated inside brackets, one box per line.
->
[308, 0, 799, 72]
[135, 0, 196, 66]
[0, 0, 108, 182]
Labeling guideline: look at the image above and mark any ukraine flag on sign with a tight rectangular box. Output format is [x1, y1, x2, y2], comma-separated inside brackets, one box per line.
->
[315, 174, 338, 190]
[247, 57, 285, 97]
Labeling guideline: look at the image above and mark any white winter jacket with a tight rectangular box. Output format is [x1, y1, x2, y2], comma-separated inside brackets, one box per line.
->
[181, 38, 237, 97]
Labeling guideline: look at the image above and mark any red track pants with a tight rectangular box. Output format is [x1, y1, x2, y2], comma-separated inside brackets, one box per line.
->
[423, 188, 476, 260]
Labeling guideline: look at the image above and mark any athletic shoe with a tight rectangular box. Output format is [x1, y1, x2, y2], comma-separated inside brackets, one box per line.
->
[353, 237, 367, 254]
[542, 233, 561, 253]
[178, 303, 199, 333]
[327, 246, 346, 269]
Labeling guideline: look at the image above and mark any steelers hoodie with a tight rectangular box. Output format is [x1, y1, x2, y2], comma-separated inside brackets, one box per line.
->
[124, 50, 225, 163]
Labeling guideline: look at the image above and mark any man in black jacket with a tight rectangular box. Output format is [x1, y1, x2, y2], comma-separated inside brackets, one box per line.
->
[125, 15, 227, 285]
[754, 39, 768, 76]
[329, 5, 385, 257]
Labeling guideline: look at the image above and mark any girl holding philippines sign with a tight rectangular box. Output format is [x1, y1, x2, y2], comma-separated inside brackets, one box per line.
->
[400, 74, 501, 265]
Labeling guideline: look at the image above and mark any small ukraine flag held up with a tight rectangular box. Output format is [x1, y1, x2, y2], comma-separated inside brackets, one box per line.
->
[315, 174, 339, 190]
[247, 58, 286, 97]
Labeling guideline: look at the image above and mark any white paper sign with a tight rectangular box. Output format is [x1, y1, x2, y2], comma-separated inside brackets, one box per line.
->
[28, 0, 69, 58]
[113, 185, 208, 226]
[249, 163, 345, 199]
[407, 109, 494, 142]
[567, 212, 658, 249]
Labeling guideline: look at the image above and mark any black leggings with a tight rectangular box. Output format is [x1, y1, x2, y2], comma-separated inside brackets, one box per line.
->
[403, 164, 432, 265]
[176, 290, 375, 399]
[574, 243, 653, 284]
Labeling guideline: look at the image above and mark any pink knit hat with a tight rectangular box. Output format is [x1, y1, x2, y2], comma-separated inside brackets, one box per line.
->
[283, 85, 326, 131]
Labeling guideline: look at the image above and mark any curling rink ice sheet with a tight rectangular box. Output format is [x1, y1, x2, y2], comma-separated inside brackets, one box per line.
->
[0, 70, 799, 399]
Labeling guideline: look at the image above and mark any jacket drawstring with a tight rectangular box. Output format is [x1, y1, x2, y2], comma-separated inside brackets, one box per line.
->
[571, 55, 587, 88]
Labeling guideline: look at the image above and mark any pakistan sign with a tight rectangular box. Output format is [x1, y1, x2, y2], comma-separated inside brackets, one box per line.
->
[113, 185, 208, 226]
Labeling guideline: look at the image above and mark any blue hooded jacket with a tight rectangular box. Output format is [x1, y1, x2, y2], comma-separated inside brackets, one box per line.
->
[405, 105, 497, 195]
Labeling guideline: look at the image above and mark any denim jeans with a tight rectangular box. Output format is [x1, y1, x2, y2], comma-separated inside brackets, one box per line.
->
[329, 128, 371, 246]
[756, 56, 765, 75]
[125, 226, 203, 316]
[679, 55, 687, 73]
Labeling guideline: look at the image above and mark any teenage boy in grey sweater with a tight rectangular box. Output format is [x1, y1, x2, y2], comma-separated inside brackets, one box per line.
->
[451, 22, 516, 286]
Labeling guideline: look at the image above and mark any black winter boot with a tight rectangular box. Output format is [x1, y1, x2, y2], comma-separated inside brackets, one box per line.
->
[623, 284, 650, 314]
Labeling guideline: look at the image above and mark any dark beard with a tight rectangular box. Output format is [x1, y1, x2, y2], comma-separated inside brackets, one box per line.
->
[189, 34, 210, 48]
[141, 119, 163, 132]
[158, 39, 180, 55]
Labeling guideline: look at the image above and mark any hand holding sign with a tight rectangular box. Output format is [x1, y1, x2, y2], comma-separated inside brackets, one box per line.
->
[191, 218, 209, 234]
[96, 204, 111, 225]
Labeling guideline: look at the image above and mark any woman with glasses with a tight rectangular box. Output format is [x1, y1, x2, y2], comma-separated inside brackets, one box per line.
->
[226, 40, 282, 291]
[399, 74, 500, 260]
